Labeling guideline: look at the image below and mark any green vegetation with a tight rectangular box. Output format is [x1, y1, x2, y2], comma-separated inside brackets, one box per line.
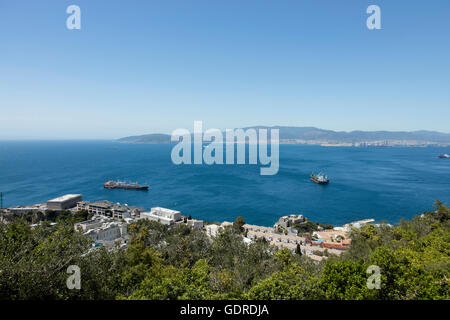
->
[0, 201, 449, 300]
[233, 216, 246, 233]
[293, 220, 334, 236]
[1, 209, 91, 225]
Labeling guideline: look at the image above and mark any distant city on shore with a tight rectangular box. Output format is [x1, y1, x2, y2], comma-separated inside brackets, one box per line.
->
[118, 126, 450, 147]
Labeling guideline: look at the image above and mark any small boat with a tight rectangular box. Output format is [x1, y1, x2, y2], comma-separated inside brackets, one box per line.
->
[104, 180, 149, 190]
[310, 172, 330, 185]
[438, 154, 450, 159]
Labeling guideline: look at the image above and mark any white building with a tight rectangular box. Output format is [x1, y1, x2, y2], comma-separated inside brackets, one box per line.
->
[187, 219, 204, 229]
[221, 221, 233, 228]
[47, 194, 82, 211]
[312, 230, 348, 242]
[76, 200, 141, 219]
[341, 219, 375, 232]
[274, 214, 305, 228]
[7, 203, 47, 214]
[205, 224, 221, 237]
[74, 215, 105, 232]
[84, 222, 127, 242]
[75, 216, 127, 242]
[140, 207, 182, 225]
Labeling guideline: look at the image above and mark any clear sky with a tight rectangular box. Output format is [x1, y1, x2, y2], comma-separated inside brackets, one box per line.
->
[0, 0, 449, 139]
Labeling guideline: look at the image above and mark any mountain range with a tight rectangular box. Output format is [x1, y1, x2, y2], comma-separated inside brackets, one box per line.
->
[118, 126, 450, 146]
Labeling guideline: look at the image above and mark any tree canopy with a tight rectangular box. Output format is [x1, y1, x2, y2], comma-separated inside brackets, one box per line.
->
[0, 201, 449, 300]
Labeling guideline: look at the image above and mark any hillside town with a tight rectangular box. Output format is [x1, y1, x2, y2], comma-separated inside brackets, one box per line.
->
[280, 139, 450, 147]
[0, 194, 376, 261]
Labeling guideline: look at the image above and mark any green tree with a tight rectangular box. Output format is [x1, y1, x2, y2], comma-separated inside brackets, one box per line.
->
[320, 259, 373, 300]
[247, 263, 323, 300]
[233, 216, 245, 233]
[295, 244, 302, 256]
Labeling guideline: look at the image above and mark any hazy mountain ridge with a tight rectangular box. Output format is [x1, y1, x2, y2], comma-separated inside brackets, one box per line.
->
[118, 127, 450, 145]
[118, 133, 172, 143]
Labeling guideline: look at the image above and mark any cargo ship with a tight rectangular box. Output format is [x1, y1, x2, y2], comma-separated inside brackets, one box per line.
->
[310, 172, 330, 185]
[438, 154, 450, 159]
[104, 180, 149, 190]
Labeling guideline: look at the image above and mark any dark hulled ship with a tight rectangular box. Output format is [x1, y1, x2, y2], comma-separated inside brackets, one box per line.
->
[310, 172, 330, 185]
[104, 180, 149, 190]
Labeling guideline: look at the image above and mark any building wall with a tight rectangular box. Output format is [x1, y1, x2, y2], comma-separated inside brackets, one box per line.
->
[47, 195, 82, 211]
[84, 223, 127, 242]
[150, 207, 182, 221]
[74, 220, 103, 232]
[187, 219, 204, 229]
[205, 224, 220, 237]
[140, 211, 174, 225]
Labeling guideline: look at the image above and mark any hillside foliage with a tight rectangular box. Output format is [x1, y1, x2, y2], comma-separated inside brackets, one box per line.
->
[0, 201, 449, 300]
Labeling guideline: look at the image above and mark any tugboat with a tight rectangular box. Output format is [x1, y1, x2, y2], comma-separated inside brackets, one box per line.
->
[438, 154, 450, 159]
[104, 180, 149, 190]
[310, 172, 330, 185]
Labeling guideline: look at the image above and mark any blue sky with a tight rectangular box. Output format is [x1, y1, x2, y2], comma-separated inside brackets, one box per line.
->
[0, 0, 449, 139]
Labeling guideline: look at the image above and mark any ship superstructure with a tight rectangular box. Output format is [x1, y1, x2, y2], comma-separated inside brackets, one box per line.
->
[104, 180, 149, 190]
[310, 172, 330, 185]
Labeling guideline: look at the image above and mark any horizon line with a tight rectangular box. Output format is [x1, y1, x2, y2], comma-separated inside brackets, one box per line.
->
[2, 126, 450, 141]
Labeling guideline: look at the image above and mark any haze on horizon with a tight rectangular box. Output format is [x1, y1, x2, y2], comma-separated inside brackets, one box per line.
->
[1, 0, 449, 140]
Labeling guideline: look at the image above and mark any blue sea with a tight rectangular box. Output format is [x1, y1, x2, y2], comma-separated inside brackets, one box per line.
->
[0, 141, 449, 227]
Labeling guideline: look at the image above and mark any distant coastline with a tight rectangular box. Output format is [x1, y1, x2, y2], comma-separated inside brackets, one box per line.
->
[118, 126, 450, 147]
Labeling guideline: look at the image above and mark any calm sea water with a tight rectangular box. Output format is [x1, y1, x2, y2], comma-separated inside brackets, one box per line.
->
[0, 141, 449, 227]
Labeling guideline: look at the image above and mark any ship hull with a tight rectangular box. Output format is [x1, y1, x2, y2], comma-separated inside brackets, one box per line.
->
[104, 180, 149, 190]
[104, 185, 149, 190]
[310, 177, 329, 185]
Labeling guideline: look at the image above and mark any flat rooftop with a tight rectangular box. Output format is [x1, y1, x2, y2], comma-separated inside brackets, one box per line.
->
[151, 207, 181, 214]
[90, 202, 113, 208]
[47, 194, 82, 203]
[142, 212, 174, 223]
